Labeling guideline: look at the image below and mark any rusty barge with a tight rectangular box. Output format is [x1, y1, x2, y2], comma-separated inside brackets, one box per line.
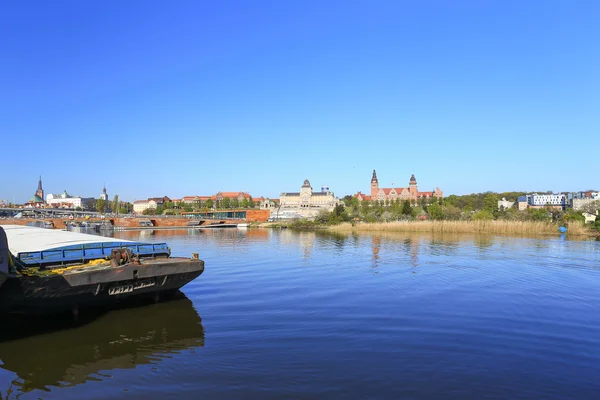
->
[0, 225, 204, 314]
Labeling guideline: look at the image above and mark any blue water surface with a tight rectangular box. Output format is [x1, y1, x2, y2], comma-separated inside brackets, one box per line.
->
[1, 228, 599, 399]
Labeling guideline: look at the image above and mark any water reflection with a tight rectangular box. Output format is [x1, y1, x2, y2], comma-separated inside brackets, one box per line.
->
[474, 234, 494, 250]
[372, 235, 381, 269]
[0, 293, 204, 394]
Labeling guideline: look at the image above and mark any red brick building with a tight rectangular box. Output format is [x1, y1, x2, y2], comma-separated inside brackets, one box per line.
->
[354, 170, 443, 203]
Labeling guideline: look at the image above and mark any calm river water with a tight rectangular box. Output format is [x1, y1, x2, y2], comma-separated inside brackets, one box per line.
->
[1, 228, 600, 399]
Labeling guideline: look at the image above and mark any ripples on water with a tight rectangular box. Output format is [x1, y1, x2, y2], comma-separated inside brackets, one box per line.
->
[1, 228, 600, 399]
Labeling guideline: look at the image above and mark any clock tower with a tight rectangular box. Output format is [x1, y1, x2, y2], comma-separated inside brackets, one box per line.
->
[370, 170, 379, 199]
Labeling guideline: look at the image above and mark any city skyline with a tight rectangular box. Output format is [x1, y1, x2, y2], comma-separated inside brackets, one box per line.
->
[1, 1, 598, 202]
[4, 172, 599, 206]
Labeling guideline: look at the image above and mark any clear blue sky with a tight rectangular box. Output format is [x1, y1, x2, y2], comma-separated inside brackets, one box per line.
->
[1, 1, 598, 203]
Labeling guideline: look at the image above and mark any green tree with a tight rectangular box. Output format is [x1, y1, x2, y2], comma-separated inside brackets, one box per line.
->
[402, 200, 412, 216]
[248, 197, 255, 208]
[241, 198, 249, 208]
[96, 198, 105, 213]
[411, 206, 424, 218]
[221, 197, 231, 209]
[329, 204, 350, 224]
[342, 195, 353, 207]
[205, 199, 214, 209]
[473, 210, 494, 220]
[112, 195, 119, 214]
[428, 202, 444, 220]
[315, 209, 331, 224]
[528, 208, 551, 221]
[442, 204, 462, 220]
[496, 207, 520, 221]
[360, 200, 371, 216]
[444, 195, 459, 208]
[562, 210, 585, 224]
[232, 198, 240, 209]
[483, 192, 499, 212]
[348, 196, 359, 215]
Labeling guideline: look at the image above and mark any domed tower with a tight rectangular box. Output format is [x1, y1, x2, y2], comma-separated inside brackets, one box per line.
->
[300, 179, 312, 208]
[409, 174, 418, 198]
[370, 170, 379, 198]
[100, 185, 108, 201]
[300, 179, 312, 195]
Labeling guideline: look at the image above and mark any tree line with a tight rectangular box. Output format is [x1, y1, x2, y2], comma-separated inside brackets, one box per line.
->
[301, 192, 600, 228]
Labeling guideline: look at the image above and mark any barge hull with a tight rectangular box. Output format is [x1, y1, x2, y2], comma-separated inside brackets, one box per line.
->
[0, 262, 203, 314]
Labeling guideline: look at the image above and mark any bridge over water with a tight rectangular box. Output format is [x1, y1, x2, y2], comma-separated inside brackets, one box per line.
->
[0, 208, 102, 219]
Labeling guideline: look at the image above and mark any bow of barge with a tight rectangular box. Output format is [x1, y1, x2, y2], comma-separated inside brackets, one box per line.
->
[0, 225, 204, 314]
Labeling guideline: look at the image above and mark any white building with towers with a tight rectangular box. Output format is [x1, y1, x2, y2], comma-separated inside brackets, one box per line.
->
[279, 179, 339, 219]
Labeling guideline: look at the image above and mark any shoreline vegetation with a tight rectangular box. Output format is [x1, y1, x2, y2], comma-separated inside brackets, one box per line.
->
[326, 220, 592, 236]
[262, 219, 594, 237]
[262, 192, 600, 237]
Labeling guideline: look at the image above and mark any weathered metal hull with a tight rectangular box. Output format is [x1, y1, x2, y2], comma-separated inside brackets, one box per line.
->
[0, 257, 204, 314]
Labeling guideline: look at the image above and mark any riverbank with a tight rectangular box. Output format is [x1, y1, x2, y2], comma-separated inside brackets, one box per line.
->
[326, 220, 594, 236]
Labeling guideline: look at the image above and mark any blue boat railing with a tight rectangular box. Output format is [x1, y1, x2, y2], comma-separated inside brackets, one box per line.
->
[17, 242, 171, 266]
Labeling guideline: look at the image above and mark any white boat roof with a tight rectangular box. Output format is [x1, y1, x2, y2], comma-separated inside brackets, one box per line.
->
[0, 225, 134, 255]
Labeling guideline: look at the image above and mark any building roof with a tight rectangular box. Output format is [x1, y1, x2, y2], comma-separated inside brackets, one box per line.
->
[217, 192, 252, 199]
[147, 197, 170, 203]
[302, 179, 311, 188]
[28, 194, 44, 203]
[183, 196, 211, 201]
[354, 192, 372, 201]
[379, 187, 409, 194]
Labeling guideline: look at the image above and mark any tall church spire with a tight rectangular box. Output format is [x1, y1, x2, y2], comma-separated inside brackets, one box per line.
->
[371, 169, 378, 184]
[35, 176, 44, 200]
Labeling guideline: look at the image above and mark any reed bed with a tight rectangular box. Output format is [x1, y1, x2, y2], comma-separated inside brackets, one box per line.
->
[328, 220, 591, 236]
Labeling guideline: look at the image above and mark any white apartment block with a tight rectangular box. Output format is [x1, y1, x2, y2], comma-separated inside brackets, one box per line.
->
[528, 193, 566, 206]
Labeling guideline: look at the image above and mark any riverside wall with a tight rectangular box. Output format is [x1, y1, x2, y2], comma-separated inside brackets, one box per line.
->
[0, 217, 194, 229]
[0, 209, 270, 229]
